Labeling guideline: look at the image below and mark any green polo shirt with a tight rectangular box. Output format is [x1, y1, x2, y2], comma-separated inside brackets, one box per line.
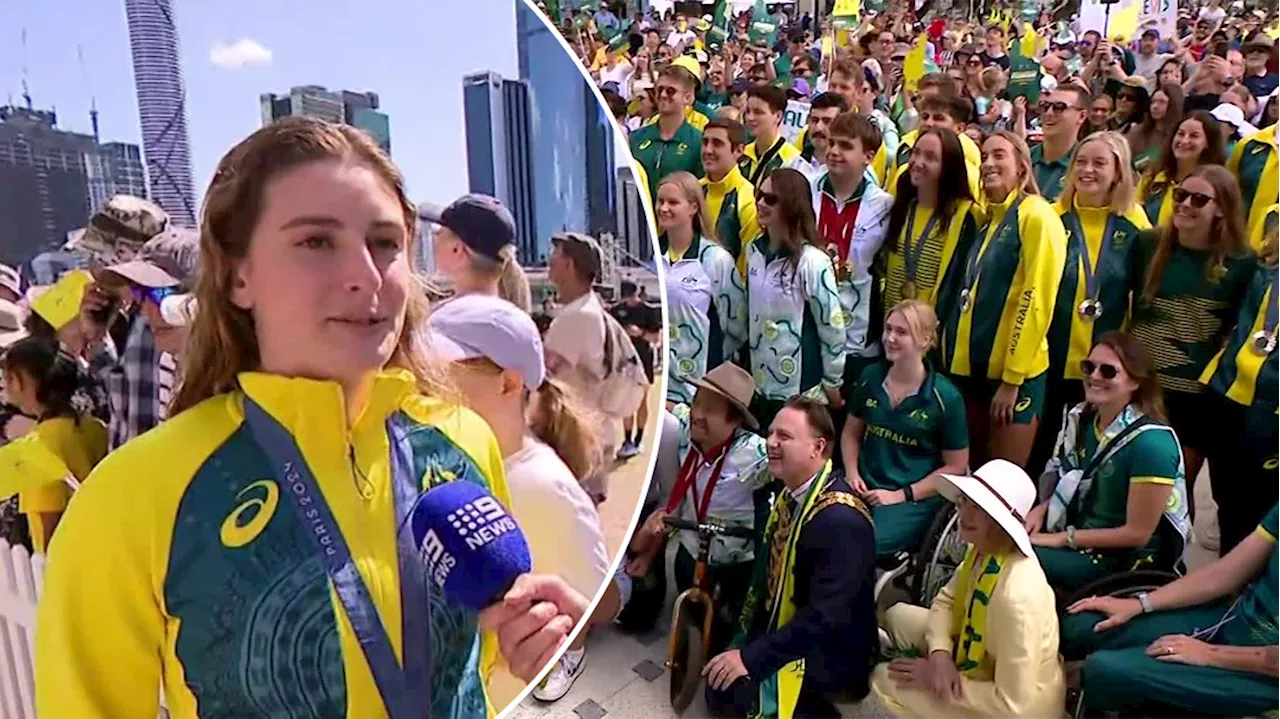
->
[1030, 141, 1077, 202]
[849, 363, 968, 491]
[629, 119, 704, 198]
[1223, 503, 1278, 646]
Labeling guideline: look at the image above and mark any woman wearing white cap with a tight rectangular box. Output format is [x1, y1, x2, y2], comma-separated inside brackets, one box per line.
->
[430, 294, 611, 706]
[872, 459, 1065, 718]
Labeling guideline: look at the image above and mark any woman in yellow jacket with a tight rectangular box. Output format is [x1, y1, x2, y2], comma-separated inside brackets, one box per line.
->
[34, 118, 588, 719]
[0, 336, 107, 553]
[941, 130, 1068, 469]
[1033, 132, 1152, 474]
[1137, 111, 1227, 226]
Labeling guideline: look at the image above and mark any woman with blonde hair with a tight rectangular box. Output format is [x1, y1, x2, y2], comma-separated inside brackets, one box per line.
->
[429, 294, 610, 706]
[1032, 131, 1152, 474]
[34, 117, 587, 717]
[659, 171, 747, 407]
[427, 194, 532, 312]
[1129, 164, 1254, 512]
[941, 129, 1067, 469]
[841, 300, 969, 557]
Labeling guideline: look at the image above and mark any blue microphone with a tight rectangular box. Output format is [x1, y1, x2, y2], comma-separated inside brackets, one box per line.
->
[409, 481, 533, 610]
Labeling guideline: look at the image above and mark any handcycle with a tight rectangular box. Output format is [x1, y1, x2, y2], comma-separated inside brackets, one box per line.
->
[661, 514, 756, 713]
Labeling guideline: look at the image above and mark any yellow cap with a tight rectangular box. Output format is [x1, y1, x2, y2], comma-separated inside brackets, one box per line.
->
[670, 55, 704, 82]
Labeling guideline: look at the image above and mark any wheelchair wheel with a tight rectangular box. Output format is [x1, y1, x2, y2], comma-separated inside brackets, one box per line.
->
[1062, 569, 1179, 609]
[910, 504, 967, 606]
[669, 610, 706, 713]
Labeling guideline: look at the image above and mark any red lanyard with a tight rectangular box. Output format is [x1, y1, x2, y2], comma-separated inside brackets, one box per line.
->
[665, 435, 735, 521]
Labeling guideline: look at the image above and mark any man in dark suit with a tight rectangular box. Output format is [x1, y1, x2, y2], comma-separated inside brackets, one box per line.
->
[704, 396, 877, 718]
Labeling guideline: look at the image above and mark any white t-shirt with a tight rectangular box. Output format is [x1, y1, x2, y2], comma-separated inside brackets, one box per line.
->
[486, 435, 611, 709]
[544, 292, 609, 412]
[600, 61, 634, 98]
[1198, 6, 1226, 26]
[667, 29, 696, 47]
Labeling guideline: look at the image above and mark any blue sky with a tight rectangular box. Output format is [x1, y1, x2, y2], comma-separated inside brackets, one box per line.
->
[0, 0, 595, 207]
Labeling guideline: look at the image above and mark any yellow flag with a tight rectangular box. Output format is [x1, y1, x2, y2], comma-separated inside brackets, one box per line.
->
[1109, 1, 1141, 41]
[1021, 25, 1038, 56]
[903, 33, 927, 92]
[822, 33, 835, 61]
[833, 0, 860, 16]
[29, 270, 92, 332]
[0, 433, 73, 500]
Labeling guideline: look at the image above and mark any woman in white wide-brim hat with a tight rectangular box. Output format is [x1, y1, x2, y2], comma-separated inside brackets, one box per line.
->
[871, 459, 1066, 718]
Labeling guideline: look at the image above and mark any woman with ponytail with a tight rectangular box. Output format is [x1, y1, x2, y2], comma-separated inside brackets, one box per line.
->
[0, 335, 107, 553]
[431, 294, 610, 707]
[427, 193, 533, 311]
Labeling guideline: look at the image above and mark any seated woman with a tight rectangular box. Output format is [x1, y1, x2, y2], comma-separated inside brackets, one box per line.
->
[1024, 331, 1192, 592]
[840, 300, 968, 558]
[1062, 503, 1279, 717]
[872, 459, 1065, 717]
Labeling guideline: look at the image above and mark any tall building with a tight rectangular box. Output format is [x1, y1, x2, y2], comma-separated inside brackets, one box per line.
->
[462, 71, 539, 264]
[260, 86, 392, 155]
[0, 106, 146, 266]
[124, 0, 197, 227]
[516, 1, 618, 258]
[615, 165, 653, 267]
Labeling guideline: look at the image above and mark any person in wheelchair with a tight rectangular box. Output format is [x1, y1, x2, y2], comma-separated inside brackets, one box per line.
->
[1024, 331, 1192, 592]
[623, 362, 769, 651]
[872, 459, 1066, 717]
[704, 397, 876, 718]
[1061, 502, 1279, 717]
[841, 299, 969, 559]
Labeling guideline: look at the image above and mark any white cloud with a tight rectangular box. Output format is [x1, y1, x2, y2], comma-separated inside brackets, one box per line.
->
[209, 38, 273, 70]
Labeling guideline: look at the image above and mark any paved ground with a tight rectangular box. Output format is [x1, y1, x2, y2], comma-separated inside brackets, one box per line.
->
[508, 460, 1223, 719]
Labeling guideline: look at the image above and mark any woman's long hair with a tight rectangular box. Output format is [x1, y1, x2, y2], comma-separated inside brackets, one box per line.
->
[1, 336, 80, 422]
[1130, 83, 1184, 158]
[1092, 331, 1167, 423]
[1140, 164, 1248, 302]
[171, 117, 451, 414]
[1059, 132, 1137, 214]
[759, 168, 818, 282]
[467, 246, 532, 312]
[658, 171, 719, 245]
[983, 130, 1042, 199]
[1143, 111, 1227, 196]
[886, 128, 974, 252]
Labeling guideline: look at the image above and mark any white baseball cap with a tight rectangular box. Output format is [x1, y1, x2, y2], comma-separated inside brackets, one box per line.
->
[426, 294, 546, 392]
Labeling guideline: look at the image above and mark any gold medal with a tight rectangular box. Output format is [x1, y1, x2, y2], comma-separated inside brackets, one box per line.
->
[902, 279, 917, 298]
[1078, 298, 1103, 321]
[1250, 330, 1276, 356]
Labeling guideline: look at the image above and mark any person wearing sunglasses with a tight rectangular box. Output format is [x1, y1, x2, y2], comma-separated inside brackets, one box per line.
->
[1130, 165, 1254, 519]
[1137, 111, 1228, 226]
[1085, 93, 1116, 137]
[744, 168, 846, 430]
[629, 62, 706, 199]
[1029, 86, 1090, 201]
[1033, 132, 1152, 478]
[940, 130, 1067, 469]
[1023, 331, 1191, 592]
[1197, 228, 1278, 554]
[879, 127, 981, 327]
[1111, 79, 1150, 135]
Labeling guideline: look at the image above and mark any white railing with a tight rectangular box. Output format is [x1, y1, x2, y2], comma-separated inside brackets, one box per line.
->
[0, 539, 42, 719]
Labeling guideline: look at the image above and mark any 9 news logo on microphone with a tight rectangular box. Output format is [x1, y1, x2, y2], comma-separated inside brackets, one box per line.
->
[421, 496, 518, 588]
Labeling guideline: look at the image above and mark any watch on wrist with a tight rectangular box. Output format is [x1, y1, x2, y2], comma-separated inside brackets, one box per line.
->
[1066, 525, 1077, 549]
[903, 484, 916, 503]
[1136, 591, 1154, 614]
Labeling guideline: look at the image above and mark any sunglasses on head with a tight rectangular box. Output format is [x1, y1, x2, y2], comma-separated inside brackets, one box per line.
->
[756, 190, 779, 206]
[131, 284, 177, 308]
[1038, 100, 1077, 114]
[1172, 187, 1215, 208]
[1080, 359, 1120, 379]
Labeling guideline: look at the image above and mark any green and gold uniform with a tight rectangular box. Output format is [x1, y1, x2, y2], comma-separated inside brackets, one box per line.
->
[16, 415, 107, 554]
[35, 370, 510, 719]
[1199, 260, 1279, 551]
[702, 165, 761, 272]
[942, 192, 1068, 424]
[1128, 232, 1254, 451]
[1246, 203, 1278, 254]
[880, 129, 983, 200]
[878, 199, 983, 328]
[1227, 124, 1278, 236]
[1062, 504, 1280, 717]
[738, 134, 801, 187]
[629, 118, 704, 198]
[849, 362, 968, 555]
[1137, 170, 1176, 227]
[1029, 141, 1078, 202]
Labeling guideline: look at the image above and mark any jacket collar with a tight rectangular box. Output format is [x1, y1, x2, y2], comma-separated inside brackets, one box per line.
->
[237, 368, 416, 436]
[704, 165, 748, 192]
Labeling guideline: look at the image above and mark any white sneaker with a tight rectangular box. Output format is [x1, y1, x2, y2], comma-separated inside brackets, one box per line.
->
[531, 648, 586, 702]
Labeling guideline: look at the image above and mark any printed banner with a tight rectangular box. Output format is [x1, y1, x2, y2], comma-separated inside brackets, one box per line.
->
[781, 100, 810, 143]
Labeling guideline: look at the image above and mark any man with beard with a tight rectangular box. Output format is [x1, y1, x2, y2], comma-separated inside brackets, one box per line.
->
[704, 397, 876, 718]
[701, 118, 760, 268]
[630, 63, 706, 197]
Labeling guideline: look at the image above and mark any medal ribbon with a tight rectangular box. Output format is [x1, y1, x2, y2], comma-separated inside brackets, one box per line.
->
[963, 196, 1024, 295]
[1266, 272, 1278, 336]
[903, 203, 940, 284]
[1065, 211, 1116, 308]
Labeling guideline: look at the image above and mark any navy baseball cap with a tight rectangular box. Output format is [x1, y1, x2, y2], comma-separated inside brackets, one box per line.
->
[420, 194, 516, 261]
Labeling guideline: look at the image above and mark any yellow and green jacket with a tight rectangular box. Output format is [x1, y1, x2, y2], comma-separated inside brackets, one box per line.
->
[1200, 260, 1278, 416]
[878, 199, 984, 324]
[739, 135, 802, 187]
[1228, 124, 1278, 237]
[35, 369, 510, 719]
[1137, 170, 1176, 228]
[942, 192, 1068, 384]
[0, 415, 107, 553]
[702, 165, 761, 272]
[882, 129, 983, 200]
[1048, 201, 1152, 379]
[1247, 203, 1278, 254]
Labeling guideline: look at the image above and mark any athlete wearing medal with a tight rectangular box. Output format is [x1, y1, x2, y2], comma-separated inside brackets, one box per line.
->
[941, 131, 1067, 469]
[1199, 231, 1279, 553]
[877, 128, 982, 331]
[1035, 133, 1152, 474]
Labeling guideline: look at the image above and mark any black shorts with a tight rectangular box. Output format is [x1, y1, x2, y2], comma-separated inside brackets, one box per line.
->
[632, 337, 655, 384]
